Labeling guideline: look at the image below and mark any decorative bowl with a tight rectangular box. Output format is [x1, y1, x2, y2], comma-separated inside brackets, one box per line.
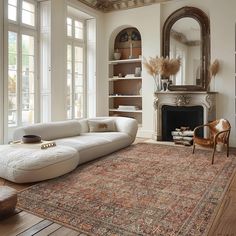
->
[22, 135, 42, 144]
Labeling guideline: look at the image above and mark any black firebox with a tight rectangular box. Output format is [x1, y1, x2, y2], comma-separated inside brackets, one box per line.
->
[162, 105, 204, 141]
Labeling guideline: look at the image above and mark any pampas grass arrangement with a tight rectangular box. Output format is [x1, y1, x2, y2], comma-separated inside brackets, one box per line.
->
[207, 59, 220, 90]
[210, 59, 220, 77]
[143, 56, 160, 90]
[169, 58, 181, 76]
[143, 56, 181, 91]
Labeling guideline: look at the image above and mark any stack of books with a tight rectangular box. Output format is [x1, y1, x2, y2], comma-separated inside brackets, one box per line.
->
[118, 105, 139, 111]
[171, 127, 194, 146]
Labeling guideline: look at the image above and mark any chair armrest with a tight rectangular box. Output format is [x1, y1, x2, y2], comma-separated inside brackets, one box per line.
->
[213, 129, 231, 143]
[193, 124, 210, 136]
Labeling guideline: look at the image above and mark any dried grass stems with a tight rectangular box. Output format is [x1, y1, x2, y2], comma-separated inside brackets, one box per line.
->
[143, 56, 181, 79]
[209, 59, 220, 78]
[143, 56, 160, 89]
[143, 56, 181, 91]
[207, 59, 220, 90]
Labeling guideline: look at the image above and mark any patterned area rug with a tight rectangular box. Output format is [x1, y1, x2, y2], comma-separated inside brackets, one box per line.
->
[18, 143, 236, 235]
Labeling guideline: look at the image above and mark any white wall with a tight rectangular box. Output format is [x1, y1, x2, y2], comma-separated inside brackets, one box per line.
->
[0, 0, 3, 144]
[161, 0, 236, 146]
[50, 0, 67, 121]
[104, 4, 161, 138]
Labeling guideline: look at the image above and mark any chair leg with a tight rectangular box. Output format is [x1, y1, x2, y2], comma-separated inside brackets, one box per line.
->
[227, 141, 229, 157]
[212, 145, 216, 164]
[192, 143, 195, 154]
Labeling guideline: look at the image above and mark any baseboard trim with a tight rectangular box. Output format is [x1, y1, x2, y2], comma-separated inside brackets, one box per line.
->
[137, 129, 154, 139]
[230, 137, 236, 148]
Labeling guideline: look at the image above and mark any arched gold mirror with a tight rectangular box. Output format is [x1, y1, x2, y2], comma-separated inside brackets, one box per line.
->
[162, 6, 210, 91]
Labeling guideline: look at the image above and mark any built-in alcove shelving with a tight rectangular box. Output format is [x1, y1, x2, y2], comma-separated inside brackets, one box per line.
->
[108, 27, 142, 125]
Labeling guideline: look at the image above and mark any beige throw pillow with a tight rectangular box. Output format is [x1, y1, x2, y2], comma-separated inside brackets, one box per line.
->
[88, 120, 116, 132]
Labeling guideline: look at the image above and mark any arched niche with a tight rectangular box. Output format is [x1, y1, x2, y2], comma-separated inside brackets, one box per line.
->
[109, 26, 142, 60]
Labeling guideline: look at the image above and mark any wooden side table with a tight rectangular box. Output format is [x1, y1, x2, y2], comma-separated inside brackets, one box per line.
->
[0, 186, 17, 217]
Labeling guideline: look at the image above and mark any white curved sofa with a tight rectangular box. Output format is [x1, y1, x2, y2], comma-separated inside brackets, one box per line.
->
[0, 117, 138, 183]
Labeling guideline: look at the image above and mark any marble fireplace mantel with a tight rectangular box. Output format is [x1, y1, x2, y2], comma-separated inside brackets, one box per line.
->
[153, 91, 218, 140]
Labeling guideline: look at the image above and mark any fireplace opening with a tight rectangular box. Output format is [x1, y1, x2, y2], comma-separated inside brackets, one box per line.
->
[162, 105, 204, 141]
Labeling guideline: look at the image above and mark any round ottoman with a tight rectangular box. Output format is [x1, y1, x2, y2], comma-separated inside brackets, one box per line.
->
[0, 144, 79, 183]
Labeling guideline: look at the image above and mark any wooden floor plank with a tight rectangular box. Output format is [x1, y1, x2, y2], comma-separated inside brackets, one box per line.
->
[208, 189, 236, 235]
[33, 223, 62, 236]
[49, 226, 79, 236]
[0, 211, 43, 236]
[228, 172, 236, 191]
[16, 219, 53, 236]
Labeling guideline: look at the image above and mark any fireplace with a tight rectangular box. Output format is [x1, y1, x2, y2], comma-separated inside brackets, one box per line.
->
[153, 92, 217, 141]
[162, 105, 203, 141]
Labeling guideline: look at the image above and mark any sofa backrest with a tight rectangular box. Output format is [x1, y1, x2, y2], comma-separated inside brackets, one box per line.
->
[13, 117, 138, 142]
[13, 120, 81, 141]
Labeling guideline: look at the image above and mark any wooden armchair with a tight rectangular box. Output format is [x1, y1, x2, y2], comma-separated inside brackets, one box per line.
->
[192, 119, 231, 164]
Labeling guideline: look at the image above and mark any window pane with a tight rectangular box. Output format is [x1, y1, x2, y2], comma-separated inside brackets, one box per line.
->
[67, 25, 72, 37]
[8, 5, 17, 21]
[75, 86, 83, 94]
[8, 31, 18, 127]
[67, 44, 72, 119]
[22, 1, 35, 26]
[22, 1, 35, 12]
[75, 74, 83, 87]
[8, 54, 17, 69]
[22, 72, 34, 93]
[22, 55, 34, 72]
[67, 17, 72, 25]
[75, 62, 83, 74]
[75, 27, 83, 40]
[22, 35, 34, 55]
[67, 17, 72, 37]
[8, 32, 17, 54]
[75, 47, 83, 61]
[8, 95, 17, 127]
[74, 93, 83, 118]
[9, 0, 17, 6]
[22, 93, 34, 125]
[8, 70, 17, 94]
[67, 45, 72, 60]
[22, 35, 35, 125]
[74, 21, 82, 28]
[74, 21, 83, 39]
[22, 10, 35, 26]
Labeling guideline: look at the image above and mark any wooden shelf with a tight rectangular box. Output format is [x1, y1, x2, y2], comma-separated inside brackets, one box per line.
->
[109, 109, 142, 113]
[109, 95, 142, 98]
[109, 28, 142, 126]
[109, 58, 142, 64]
[109, 77, 142, 81]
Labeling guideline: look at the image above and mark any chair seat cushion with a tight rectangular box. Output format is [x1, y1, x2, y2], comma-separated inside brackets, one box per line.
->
[194, 136, 214, 147]
[0, 145, 79, 183]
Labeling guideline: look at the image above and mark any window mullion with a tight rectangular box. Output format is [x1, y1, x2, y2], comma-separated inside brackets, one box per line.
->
[83, 22, 87, 118]
[72, 43, 75, 119]
[18, 31, 22, 126]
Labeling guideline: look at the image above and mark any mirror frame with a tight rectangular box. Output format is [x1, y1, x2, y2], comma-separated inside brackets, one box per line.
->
[162, 6, 210, 91]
